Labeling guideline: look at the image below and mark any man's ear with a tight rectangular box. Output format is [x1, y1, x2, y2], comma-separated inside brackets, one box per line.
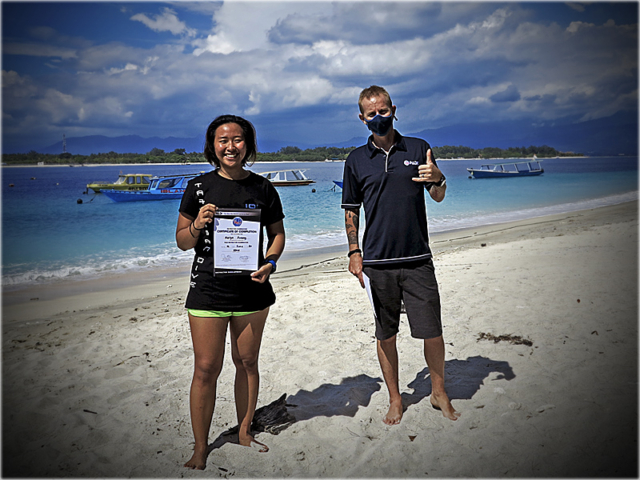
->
[359, 113, 366, 125]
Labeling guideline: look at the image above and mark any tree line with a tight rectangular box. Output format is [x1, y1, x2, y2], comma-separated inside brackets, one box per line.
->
[1, 144, 580, 165]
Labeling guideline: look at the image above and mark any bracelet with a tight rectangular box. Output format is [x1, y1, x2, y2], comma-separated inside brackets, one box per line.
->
[347, 248, 362, 258]
[192, 222, 204, 231]
[188, 223, 197, 238]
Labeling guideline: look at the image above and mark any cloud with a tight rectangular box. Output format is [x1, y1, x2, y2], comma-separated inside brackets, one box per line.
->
[2, 43, 78, 59]
[193, 2, 330, 54]
[268, 2, 498, 45]
[491, 85, 521, 103]
[566, 3, 587, 13]
[2, 2, 637, 151]
[131, 7, 196, 37]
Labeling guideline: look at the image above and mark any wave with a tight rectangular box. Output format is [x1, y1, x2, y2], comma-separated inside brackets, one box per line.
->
[2, 248, 194, 287]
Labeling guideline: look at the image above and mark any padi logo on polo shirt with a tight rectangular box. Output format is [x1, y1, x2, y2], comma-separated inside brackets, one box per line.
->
[404, 160, 419, 166]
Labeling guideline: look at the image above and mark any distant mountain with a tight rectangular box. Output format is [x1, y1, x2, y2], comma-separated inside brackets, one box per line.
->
[30, 110, 637, 156]
[410, 111, 638, 156]
[35, 134, 205, 156]
[34, 133, 313, 156]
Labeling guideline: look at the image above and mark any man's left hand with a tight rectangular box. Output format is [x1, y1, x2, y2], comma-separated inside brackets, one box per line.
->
[412, 149, 443, 183]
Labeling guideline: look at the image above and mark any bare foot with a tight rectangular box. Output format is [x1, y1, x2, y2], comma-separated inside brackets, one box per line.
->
[430, 393, 460, 421]
[239, 433, 269, 453]
[383, 397, 403, 425]
[184, 444, 208, 470]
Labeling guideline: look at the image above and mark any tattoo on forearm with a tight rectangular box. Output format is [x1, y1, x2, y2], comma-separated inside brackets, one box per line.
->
[345, 210, 359, 246]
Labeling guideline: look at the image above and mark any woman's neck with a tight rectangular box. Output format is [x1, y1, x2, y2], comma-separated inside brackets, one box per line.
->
[217, 166, 249, 181]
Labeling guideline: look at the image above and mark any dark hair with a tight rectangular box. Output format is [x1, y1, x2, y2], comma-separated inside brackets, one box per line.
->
[203, 115, 258, 167]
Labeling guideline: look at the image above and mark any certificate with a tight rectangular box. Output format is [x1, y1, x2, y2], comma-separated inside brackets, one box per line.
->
[213, 208, 261, 275]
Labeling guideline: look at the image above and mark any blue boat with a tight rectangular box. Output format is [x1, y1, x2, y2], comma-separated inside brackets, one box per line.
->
[467, 159, 544, 179]
[102, 173, 202, 202]
[333, 180, 343, 188]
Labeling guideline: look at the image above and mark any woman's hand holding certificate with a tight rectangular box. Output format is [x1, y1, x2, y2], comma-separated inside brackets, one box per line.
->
[195, 204, 217, 229]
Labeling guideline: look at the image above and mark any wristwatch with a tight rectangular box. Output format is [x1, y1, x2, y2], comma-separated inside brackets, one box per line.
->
[435, 175, 446, 187]
[265, 259, 277, 273]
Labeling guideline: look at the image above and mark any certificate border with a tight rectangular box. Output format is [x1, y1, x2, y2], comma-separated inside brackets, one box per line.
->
[213, 208, 262, 275]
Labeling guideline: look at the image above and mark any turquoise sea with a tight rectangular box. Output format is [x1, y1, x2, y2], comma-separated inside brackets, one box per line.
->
[2, 156, 637, 288]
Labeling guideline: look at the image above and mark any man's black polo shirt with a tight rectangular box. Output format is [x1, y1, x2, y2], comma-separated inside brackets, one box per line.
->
[341, 132, 438, 266]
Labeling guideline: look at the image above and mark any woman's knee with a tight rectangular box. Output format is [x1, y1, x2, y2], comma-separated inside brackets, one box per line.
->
[231, 352, 259, 374]
[193, 357, 223, 383]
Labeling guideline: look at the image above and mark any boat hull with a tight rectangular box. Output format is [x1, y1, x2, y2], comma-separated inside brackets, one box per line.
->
[467, 169, 544, 178]
[87, 184, 151, 193]
[102, 189, 185, 202]
[270, 180, 315, 186]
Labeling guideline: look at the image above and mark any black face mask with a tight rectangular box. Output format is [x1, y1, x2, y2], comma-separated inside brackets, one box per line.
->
[365, 114, 394, 136]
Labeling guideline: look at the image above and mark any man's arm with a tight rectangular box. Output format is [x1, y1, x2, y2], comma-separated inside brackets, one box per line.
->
[345, 208, 365, 288]
[427, 181, 446, 203]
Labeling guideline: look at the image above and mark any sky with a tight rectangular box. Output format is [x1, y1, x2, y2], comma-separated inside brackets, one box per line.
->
[2, 1, 638, 153]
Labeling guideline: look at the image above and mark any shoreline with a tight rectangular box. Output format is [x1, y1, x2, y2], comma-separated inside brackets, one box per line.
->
[3, 201, 636, 325]
[1, 155, 596, 168]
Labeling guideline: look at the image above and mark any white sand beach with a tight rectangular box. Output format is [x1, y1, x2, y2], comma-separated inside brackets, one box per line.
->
[2, 201, 637, 477]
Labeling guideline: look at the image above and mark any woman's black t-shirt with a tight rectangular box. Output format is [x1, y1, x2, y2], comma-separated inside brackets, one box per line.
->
[179, 169, 285, 311]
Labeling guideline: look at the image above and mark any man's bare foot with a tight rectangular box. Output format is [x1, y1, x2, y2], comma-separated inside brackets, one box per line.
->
[184, 444, 208, 470]
[430, 393, 460, 421]
[383, 397, 403, 425]
[239, 433, 269, 453]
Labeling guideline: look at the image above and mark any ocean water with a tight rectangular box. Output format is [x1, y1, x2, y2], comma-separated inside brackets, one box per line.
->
[2, 157, 637, 288]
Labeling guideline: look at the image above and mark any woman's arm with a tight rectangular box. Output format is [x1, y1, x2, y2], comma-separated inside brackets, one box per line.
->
[251, 220, 285, 283]
[175, 204, 217, 251]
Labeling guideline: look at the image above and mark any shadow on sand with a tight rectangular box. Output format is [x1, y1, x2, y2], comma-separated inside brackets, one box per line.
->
[402, 355, 515, 408]
[209, 356, 514, 452]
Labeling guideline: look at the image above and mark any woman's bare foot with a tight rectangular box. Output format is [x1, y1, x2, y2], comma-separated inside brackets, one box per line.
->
[239, 433, 269, 453]
[430, 393, 460, 421]
[184, 444, 208, 470]
[383, 397, 403, 425]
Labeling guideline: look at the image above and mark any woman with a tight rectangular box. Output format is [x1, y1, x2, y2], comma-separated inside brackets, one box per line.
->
[176, 115, 285, 470]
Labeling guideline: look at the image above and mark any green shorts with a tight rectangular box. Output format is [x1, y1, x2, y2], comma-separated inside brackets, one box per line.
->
[188, 309, 259, 318]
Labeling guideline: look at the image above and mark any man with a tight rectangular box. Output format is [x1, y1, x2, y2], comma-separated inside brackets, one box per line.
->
[341, 85, 459, 425]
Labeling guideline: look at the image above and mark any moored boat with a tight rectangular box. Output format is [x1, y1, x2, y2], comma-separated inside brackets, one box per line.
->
[467, 160, 544, 178]
[333, 180, 343, 188]
[101, 173, 201, 202]
[259, 169, 315, 186]
[87, 173, 152, 193]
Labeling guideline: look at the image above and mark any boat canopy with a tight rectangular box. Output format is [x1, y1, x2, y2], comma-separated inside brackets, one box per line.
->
[260, 170, 310, 181]
[113, 174, 151, 185]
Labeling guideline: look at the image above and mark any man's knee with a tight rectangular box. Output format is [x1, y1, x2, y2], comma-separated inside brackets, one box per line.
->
[378, 334, 397, 348]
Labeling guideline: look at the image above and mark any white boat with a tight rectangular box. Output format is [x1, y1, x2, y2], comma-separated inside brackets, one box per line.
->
[259, 169, 315, 186]
[467, 160, 544, 179]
